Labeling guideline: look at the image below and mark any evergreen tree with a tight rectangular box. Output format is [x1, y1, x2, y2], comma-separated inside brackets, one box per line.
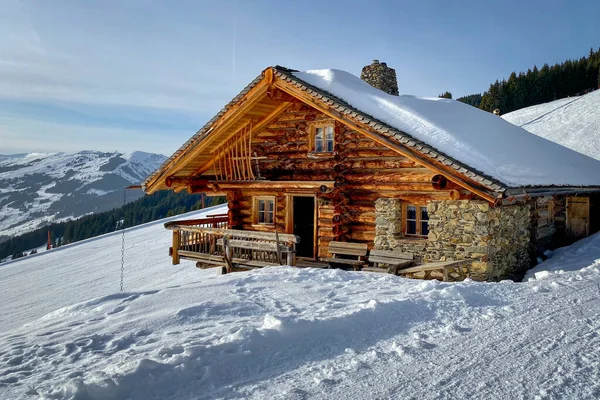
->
[479, 49, 600, 114]
[438, 91, 452, 99]
[456, 94, 482, 107]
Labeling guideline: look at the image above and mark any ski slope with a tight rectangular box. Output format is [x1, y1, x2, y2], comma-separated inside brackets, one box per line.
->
[2, 205, 600, 399]
[503, 90, 600, 161]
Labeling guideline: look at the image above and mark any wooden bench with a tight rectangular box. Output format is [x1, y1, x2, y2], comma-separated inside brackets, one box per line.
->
[319, 241, 368, 270]
[397, 260, 470, 282]
[216, 237, 295, 272]
[362, 249, 415, 274]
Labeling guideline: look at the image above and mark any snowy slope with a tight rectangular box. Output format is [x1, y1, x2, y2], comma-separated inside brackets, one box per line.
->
[0, 151, 166, 240]
[503, 90, 600, 161]
[293, 69, 600, 187]
[2, 206, 600, 399]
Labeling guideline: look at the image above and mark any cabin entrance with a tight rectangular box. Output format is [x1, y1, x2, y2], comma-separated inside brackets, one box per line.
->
[567, 197, 590, 239]
[291, 196, 316, 259]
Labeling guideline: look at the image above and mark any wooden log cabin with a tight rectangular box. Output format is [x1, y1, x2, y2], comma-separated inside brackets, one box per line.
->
[144, 61, 600, 281]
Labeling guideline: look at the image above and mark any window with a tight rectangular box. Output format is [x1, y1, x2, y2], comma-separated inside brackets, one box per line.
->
[254, 197, 275, 225]
[405, 204, 429, 237]
[314, 125, 334, 153]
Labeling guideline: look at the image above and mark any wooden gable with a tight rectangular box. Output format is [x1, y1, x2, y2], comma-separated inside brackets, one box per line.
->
[144, 67, 501, 203]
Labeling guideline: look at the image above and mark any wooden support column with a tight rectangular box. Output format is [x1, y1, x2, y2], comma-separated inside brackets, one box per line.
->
[172, 230, 181, 265]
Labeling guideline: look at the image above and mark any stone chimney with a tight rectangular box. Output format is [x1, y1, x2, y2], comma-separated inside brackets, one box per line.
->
[360, 60, 399, 96]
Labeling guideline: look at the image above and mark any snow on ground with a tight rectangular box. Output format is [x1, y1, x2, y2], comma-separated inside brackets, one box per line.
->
[525, 231, 600, 280]
[2, 206, 600, 399]
[293, 69, 600, 187]
[503, 90, 600, 161]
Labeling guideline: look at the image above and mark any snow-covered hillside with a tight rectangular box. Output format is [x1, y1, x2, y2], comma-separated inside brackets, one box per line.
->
[0, 151, 166, 240]
[1, 204, 600, 399]
[503, 90, 600, 160]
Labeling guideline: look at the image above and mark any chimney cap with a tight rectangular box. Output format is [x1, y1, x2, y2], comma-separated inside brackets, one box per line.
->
[372, 59, 380, 64]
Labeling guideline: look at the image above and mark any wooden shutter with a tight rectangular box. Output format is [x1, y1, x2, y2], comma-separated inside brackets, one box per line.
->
[566, 197, 590, 239]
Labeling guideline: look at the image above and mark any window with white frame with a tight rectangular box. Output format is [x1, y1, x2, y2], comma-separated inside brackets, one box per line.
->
[314, 125, 334, 153]
[254, 197, 275, 225]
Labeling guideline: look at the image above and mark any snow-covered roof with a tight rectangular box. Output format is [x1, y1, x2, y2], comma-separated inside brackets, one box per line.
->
[144, 66, 600, 195]
[289, 69, 600, 188]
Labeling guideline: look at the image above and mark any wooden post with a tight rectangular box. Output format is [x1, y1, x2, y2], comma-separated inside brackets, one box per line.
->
[222, 236, 234, 274]
[287, 241, 294, 266]
[275, 228, 282, 265]
[172, 230, 181, 265]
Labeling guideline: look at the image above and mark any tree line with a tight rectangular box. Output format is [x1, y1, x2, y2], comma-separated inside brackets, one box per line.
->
[454, 47, 600, 114]
[0, 191, 225, 261]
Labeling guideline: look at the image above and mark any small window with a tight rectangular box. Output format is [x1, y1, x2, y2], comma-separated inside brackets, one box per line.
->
[404, 204, 429, 237]
[314, 125, 334, 153]
[254, 197, 275, 225]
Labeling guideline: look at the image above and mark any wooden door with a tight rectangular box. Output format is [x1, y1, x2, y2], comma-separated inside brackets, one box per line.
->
[566, 197, 590, 239]
[292, 196, 316, 258]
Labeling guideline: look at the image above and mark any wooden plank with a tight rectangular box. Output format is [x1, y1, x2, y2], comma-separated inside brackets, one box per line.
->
[399, 260, 468, 274]
[216, 239, 292, 253]
[328, 241, 368, 250]
[369, 249, 414, 260]
[368, 255, 414, 265]
[212, 180, 335, 190]
[328, 248, 367, 257]
[319, 257, 364, 265]
[361, 267, 390, 273]
[231, 258, 272, 268]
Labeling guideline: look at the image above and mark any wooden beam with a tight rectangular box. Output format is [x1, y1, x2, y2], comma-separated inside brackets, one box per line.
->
[273, 79, 500, 203]
[165, 176, 209, 188]
[211, 180, 335, 190]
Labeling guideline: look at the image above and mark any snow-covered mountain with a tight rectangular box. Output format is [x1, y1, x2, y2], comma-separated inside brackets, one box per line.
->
[503, 89, 600, 160]
[0, 151, 166, 240]
[1, 204, 600, 399]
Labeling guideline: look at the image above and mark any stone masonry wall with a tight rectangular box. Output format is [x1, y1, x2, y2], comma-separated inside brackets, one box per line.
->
[374, 198, 402, 249]
[426, 200, 531, 281]
[374, 198, 532, 281]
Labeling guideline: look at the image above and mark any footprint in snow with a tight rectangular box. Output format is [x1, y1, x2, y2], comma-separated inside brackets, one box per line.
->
[106, 305, 127, 315]
[36, 328, 71, 337]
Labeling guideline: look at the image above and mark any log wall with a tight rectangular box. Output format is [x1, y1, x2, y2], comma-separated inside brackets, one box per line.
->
[224, 103, 475, 258]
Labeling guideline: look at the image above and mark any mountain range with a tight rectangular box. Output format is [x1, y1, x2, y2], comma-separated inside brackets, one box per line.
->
[0, 151, 166, 241]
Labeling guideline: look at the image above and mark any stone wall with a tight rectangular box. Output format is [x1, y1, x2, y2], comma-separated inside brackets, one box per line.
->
[360, 60, 399, 96]
[374, 198, 533, 281]
[426, 200, 531, 281]
[374, 198, 402, 249]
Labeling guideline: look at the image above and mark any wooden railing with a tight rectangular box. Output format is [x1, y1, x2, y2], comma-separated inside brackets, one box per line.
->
[165, 215, 229, 265]
[165, 217, 300, 270]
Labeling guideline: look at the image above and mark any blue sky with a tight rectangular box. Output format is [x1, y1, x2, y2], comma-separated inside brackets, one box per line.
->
[1, 0, 599, 156]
